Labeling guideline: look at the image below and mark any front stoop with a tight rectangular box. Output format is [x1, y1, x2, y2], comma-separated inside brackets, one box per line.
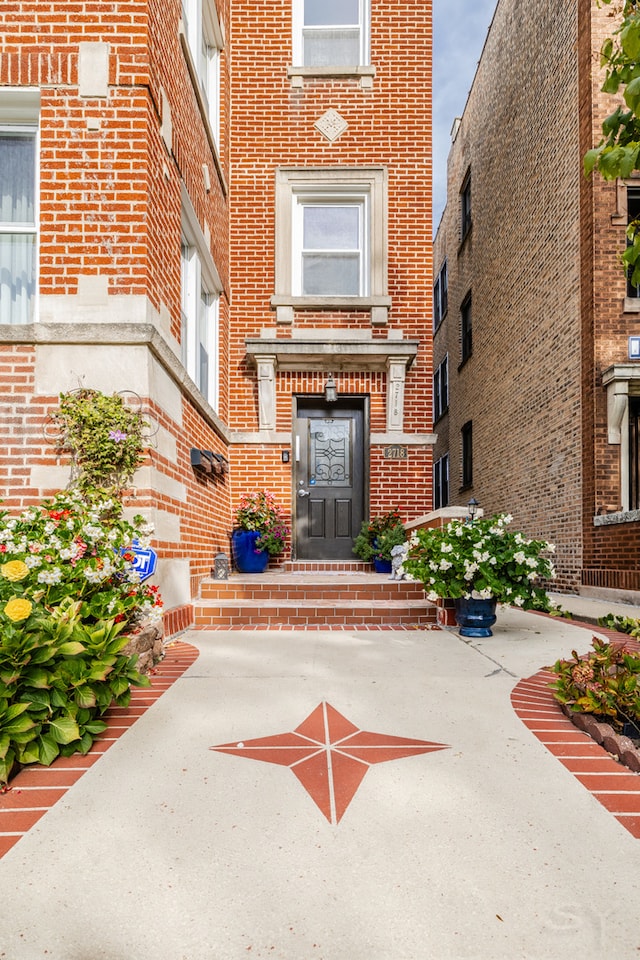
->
[193, 563, 437, 630]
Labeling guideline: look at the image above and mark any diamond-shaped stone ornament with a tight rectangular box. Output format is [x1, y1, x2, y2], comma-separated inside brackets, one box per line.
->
[315, 108, 348, 142]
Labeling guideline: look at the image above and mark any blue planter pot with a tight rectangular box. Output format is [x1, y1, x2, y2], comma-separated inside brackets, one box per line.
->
[232, 529, 269, 573]
[454, 597, 497, 638]
[373, 557, 393, 574]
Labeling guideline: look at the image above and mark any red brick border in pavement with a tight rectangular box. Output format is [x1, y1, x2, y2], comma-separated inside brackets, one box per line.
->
[511, 622, 640, 841]
[0, 640, 199, 860]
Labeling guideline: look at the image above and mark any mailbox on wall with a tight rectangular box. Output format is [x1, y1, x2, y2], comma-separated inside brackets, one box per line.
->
[190, 448, 229, 476]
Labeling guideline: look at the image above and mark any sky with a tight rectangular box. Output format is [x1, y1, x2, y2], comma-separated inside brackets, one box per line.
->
[432, 0, 498, 229]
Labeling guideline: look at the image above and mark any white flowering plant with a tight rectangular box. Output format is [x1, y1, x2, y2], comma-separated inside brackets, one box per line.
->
[0, 490, 162, 631]
[401, 513, 556, 609]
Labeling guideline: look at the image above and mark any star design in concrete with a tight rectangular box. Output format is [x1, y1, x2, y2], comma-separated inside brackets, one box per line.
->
[210, 702, 449, 824]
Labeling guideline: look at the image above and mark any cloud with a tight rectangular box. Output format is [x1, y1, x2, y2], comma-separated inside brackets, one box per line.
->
[433, 0, 497, 229]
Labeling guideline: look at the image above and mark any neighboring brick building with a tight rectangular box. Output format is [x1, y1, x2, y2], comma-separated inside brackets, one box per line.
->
[433, 0, 640, 599]
[0, 1, 434, 628]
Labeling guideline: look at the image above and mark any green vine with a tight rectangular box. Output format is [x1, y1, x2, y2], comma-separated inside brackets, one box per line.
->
[51, 390, 148, 499]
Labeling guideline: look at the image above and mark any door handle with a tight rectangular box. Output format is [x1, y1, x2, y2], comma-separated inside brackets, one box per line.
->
[298, 488, 310, 497]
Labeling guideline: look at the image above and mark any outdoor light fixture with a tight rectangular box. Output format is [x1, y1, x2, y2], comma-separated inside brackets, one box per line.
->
[212, 552, 230, 580]
[467, 497, 479, 521]
[324, 372, 337, 403]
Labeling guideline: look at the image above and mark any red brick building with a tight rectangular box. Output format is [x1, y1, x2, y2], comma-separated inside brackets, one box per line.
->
[433, 0, 640, 600]
[0, 1, 434, 629]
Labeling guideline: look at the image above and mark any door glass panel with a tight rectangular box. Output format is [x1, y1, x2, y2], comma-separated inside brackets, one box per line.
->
[309, 419, 351, 486]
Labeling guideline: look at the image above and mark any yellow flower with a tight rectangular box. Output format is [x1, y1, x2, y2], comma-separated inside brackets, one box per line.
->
[4, 598, 33, 622]
[0, 560, 30, 582]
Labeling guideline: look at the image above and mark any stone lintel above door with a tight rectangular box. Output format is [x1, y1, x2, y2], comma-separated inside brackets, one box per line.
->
[246, 331, 419, 432]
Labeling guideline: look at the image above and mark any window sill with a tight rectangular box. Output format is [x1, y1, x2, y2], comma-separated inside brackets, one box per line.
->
[458, 354, 472, 371]
[270, 294, 391, 325]
[624, 297, 640, 313]
[288, 65, 376, 88]
[593, 509, 640, 526]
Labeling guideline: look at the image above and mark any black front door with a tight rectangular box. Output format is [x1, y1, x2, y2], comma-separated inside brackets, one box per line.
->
[294, 398, 366, 560]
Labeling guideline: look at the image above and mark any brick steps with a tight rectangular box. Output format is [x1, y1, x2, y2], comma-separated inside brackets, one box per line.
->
[194, 566, 436, 630]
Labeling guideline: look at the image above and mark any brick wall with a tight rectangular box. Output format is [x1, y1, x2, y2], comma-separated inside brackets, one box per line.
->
[227, 0, 434, 527]
[434, 0, 584, 590]
[0, 1, 232, 616]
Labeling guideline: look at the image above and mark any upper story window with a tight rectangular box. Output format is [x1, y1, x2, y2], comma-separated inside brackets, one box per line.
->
[461, 420, 473, 489]
[630, 395, 640, 511]
[0, 89, 39, 325]
[181, 0, 223, 144]
[293, 0, 369, 67]
[434, 454, 449, 510]
[433, 259, 448, 331]
[293, 196, 366, 296]
[627, 186, 640, 299]
[460, 170, 472, 243]
[460, 292, 472, 364]
[433, 354, 448, 424]
[272, 166, 389, 323]
[181, 187, 222, 409]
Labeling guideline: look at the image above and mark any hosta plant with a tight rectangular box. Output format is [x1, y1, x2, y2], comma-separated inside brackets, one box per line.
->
[0, 598, 149, 783]
[550, 636, 640, 734]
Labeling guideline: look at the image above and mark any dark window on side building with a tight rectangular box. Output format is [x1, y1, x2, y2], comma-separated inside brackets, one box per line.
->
[461, 420, 473, 489]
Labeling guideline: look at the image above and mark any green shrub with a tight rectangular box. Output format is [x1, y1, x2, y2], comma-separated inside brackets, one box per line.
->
[51, 389, 148, 498]
[598, 613, 640, 638]
[402, 513, 555, 609]
[353, 510, 406, 562]
[550, 636, 640, 733]
[0, 598, 149, 783]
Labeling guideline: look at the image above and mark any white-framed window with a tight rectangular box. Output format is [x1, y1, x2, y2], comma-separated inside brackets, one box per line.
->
[181, 188, 221, 409]
[273, 166, 388, 322]
[292, 0, 369, 68]
[181, 0, 223, 144]
[293, 194, 367, 296]
[0, 89, 40, 325]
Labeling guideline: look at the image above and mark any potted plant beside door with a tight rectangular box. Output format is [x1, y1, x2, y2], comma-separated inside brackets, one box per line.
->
[401, 513, 556, 636]
[353, 509, 406, 573]
[232, 491, 289, 573]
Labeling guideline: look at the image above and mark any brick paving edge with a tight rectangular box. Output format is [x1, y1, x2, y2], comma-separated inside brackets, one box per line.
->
[0, 640, 200, 860]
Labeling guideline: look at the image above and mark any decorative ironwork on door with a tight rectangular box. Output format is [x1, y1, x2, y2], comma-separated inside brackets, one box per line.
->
[309, 419, 351, 487]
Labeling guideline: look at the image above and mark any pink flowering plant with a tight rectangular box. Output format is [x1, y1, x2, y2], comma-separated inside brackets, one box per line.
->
[402, 513, 556, 609]
[234, 491, 289, 556]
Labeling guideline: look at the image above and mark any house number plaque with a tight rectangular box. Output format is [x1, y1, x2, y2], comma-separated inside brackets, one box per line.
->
[383, 445, 408, 460]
